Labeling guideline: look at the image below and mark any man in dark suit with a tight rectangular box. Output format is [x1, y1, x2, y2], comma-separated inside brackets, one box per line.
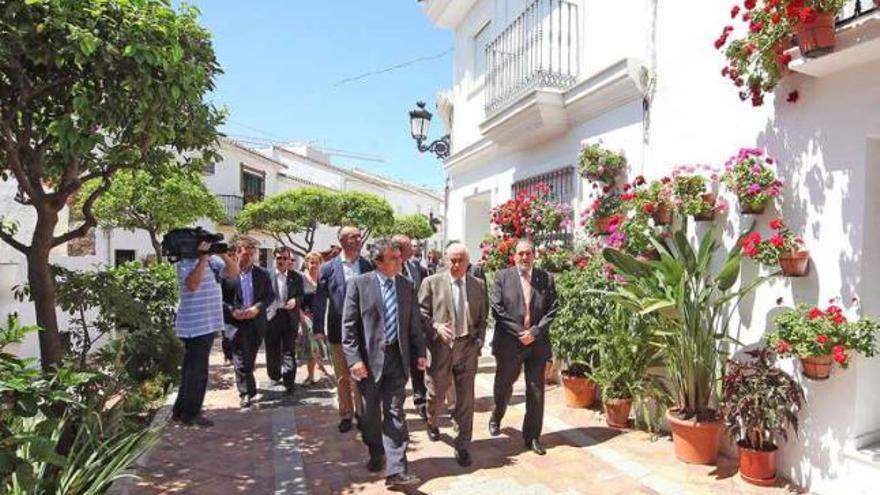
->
[418, 243, 487, 467]
[221, 236, 276, 408]
[489, 238, 558, 455]
[393, 234, 429, 420]
[342, 237, 427, 488]
[265, 246, 305, 393]
[313, 225, 374, 433]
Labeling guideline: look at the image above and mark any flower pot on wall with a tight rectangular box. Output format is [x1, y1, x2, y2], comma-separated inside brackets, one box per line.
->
[801, 354, 833, 380]
[779, 250, 810, 277]
[795, 12, 836, 57]
[666, 409, 722, 464]
[739, 199, 767, 215]
[562, 373, 597, 408]
[693, 193, 717, 222]
[738, 443, 778, 487]
[604, 399, 632, 428]
[652, 204, 673, 226]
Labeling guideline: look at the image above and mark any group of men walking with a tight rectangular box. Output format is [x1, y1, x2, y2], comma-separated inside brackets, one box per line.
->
[172, 225, 558, 490]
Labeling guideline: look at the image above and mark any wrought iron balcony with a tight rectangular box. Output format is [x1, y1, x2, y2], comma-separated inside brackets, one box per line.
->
[217, 194, 244, 225]
[485, 0, 579, 116]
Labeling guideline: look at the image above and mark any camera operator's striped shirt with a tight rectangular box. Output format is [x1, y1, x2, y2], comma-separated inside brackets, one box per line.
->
[175, 256, 226, 338]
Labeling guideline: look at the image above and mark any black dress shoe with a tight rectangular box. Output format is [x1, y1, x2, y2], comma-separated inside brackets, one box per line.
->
[525, 438, 546, 455]
[488, 419, 501, 437]
[182, 415, 214, 428]
[417, 405, 428, 421]
[385, 472, 420, 487]
[366, 455, 384, 473]
[455, 448, 472, 467]
[427, 426, 440, 441]
[239, 396, 251, 409]
[338, 418, 353, 433]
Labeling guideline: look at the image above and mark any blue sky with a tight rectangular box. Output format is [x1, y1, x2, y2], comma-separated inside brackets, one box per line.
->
[183, 0, 453, 190]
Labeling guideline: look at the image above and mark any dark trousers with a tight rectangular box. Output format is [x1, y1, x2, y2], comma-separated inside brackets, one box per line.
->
[265, 312, 298, 388]
[232, 322, 263, 398]
[358, 343, 409, 477]
[172, 332, 215, 421]
[222, 334, 234, 362]
[409, 360, 427, 413]
[492, 343, 548, 442]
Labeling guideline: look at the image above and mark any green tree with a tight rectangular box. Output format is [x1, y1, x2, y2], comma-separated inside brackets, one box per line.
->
[0, 0, 224, 370]
[381, 214, 435, 240]
[79, 163, 225, 259]
[236, 187, 341, 257]
[338, 191, 394, 243]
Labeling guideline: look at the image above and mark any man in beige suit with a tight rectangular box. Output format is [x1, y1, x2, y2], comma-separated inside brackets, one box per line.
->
[418, 243, 488, 467]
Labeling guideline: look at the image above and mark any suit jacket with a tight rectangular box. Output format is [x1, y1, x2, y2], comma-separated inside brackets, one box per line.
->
[267, 268, 306, 333]
[313, 255, 374, 343]
[402, 259, 428, 291]
[341, 272, 427, 383]
[221, 265, 275, 334]
[490, 266, 558, 359]
[418, 272, 487, 347]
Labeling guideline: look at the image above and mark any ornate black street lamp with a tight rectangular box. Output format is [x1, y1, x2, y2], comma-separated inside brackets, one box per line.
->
[408, 101, 450, 160]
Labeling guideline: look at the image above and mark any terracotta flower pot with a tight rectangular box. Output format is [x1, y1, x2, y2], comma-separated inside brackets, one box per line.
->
[795, 11, 837, 57]
[778, 250, 810, 277]
[604, 399, 632, 428]
[738, 443, 778, 487]
[594, 216, 615, 235]
[652, 203, 673, 225]
[562, 374, 597, 408]
[665, 409, 722, 465]
[801, 354, 833, 380]
[739, 199, 767, 215]
[692, 193, 716, 222]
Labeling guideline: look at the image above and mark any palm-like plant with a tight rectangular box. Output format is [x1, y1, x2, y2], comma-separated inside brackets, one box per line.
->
[602, 225, 772, 421]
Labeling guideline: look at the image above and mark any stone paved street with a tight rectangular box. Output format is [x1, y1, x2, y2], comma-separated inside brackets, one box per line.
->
[114, 339, 807, 494]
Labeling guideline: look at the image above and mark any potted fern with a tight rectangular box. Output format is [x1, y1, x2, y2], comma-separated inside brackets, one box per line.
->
[721, 348, 804, 486]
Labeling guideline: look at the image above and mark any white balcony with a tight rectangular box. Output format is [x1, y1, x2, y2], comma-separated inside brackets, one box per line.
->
[788, 1, 880, 77]
[419, 0, 479, 29]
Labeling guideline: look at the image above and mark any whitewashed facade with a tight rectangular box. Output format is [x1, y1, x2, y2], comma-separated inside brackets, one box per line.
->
[421, 0, 880, 492]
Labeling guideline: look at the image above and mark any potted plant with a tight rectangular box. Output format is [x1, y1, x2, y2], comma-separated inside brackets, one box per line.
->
[550, 254, 618, 408]
[766, 301, 879, 379]
[578, 143, 627, 183]
[792, 0, 847, 56]
[722, 148, 782, 214]
[582, 188, 622, 236]
[740, 218, 809, 276]
[589, 307, 667, 428]
[535, 241, 575, 274]
[604, 226, 772, 464]
[640, 177, 675, 226]
[721, 348, 804, 486]
[480, 235, 516, 273]
[490, 182, 572, 239]
[672, 173, 717, 221]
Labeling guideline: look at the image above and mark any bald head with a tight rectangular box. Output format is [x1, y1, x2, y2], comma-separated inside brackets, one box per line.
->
[338, 226, 362, 257]
[445, 242, 470, 279]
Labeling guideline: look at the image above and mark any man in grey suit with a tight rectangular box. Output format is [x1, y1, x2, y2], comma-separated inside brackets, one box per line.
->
[489, 239, 558, 455]
[418, 243, 487, 467]
[342, 237, 427, 488]
[393, 233, 429, 420]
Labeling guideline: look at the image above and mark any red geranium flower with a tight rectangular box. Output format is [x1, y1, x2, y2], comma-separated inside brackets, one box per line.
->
[769, 218, 784, 230]
[744, 0, 757, 9]
[621, 192, 636, 201]
[775, 340, 791, 353]
[642, 202, 656, 214]
[808, 307, 824, 320]
[770, 234, 785, 248]
[731, 5, 741, 18]
[816, 334, 829, 345]
[787, 90, 799, 103]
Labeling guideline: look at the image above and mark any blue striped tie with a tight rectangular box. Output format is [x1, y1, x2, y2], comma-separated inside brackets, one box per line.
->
[383, 278, 398, 344]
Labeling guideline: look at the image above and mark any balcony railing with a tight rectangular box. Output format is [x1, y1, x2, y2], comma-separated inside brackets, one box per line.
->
[217, 194, 244, 225]
[485, 0, 579, 116]
[837, 0, 877, 26]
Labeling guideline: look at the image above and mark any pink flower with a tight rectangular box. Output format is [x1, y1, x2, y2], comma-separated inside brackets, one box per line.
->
[751, 164, 763, 174]
[747, 183, 762, 195]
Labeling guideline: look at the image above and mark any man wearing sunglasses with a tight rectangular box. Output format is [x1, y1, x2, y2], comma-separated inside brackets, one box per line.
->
[265, 246, 305, 394]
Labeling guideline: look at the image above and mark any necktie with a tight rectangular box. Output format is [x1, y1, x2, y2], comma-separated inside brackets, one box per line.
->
[276, 272, 286, 305]
[402, 262, 412, 283]
[521, 271, 532, 329]
[383, 278, 398, 344]
[454, 278, 466, 338]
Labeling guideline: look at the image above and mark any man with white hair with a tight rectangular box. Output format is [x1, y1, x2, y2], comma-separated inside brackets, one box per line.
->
[418, 242, 488, 467]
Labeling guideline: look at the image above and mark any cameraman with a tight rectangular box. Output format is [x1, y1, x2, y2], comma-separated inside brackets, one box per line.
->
[172, 240, 239, 427]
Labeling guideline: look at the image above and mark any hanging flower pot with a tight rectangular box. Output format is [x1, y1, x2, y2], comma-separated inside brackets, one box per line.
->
[738, 443, 778, 486]
[561, 372, 597, 408]
[604, 399, 632, 428]
[779, 250, 810, 277]
[739, 199, 768, 215]
[801, 354, 833, 380]
[666, 409, 723, 465]
[652, 203, 673, 225]
[693, 193, 717, 222]
[795, 12, 837, 57]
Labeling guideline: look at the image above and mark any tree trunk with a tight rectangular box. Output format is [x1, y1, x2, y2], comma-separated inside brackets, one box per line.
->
[149, 230, 163, 262]
[28, 212, 63, 372]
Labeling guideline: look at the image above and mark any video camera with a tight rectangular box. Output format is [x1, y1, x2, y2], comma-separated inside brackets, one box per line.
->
[161, 227, 229, 262]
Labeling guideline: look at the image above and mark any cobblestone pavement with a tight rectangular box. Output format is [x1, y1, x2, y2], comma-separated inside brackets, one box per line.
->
[115, 339, 806, 495]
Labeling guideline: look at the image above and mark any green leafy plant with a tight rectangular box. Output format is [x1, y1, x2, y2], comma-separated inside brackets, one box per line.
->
[767, 302, 879, 367]
[740, 218, 805, 267]
[672, 173, 715, 217]
[721, 348, 804, 451]
[578, 143, 627, 183]
[721, 148, 782, 212]
[479, 235, 516, 273]
[535, 241, 575, 273]
[603, 226, 773, 420]
[380, 214, 436, 240]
